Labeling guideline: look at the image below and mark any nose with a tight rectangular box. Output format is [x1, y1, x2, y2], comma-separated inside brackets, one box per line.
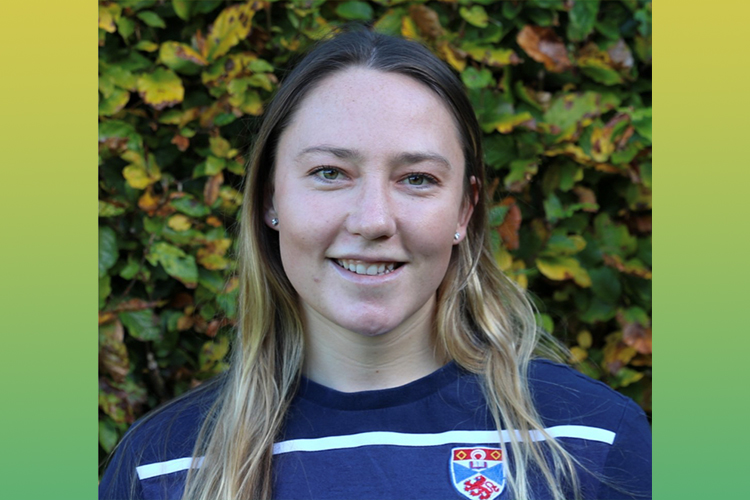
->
[345, 179, 397, 240]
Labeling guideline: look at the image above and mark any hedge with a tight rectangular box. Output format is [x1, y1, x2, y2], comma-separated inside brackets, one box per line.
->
[98, 0, 652, 472]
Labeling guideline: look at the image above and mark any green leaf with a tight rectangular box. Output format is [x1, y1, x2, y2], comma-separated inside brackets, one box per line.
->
[621, 306, 650, 326]
[544, 92, 619, 136]
[171, 195, 211, 217]
[589, 266, 621, 304]
[459, 6, 489, 28]
[199, 336, 230, 373]
[137, 68, 184, 110]
[535, 313, 555, 333]
[99, 120, 143, 153]
[99, 419, 119, 453]
[205, 156, 226, 175]
[612, 367, 644, 388]
[172, 0, 194, 21]
[543, 233, 587, 256]
[159, 42, 207, 75]
[99, 275, 111, 310]
[217, 288, 238, 319]
[567, 0, 599, 41]
[99, 226, 118, 278]
[198, 268, 225, 293]
[118, 255, 140, 281]
[489, 205, 510, 227]
[640, 162, 652, 190]
[116, 16, 135, 41]
[630, 107, 652, 142]
[461, 67, 494, 89]
[505, 158, 539, 192]
[119, 309, 161, 341]
[580, 296, 617, 323]
[594, 213, 637, 258]
[373, 8, 406, 36]
[136, 11, 165, 28]
[99, 88, 130, 116]
[484, 134, 516, 169]
[134, 40, 159, 52]
[146, 241, 198, 287]
[248, 59, 274, 73]
[335, 1, 374, 21]
[502, 1, 522, 19]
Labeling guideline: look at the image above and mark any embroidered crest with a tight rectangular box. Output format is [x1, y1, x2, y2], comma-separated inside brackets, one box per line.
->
[450, 447, 505, 500]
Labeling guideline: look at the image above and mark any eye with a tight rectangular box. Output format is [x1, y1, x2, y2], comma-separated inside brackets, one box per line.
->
[404, 173, 438, 186]
[312, 167, 342, 181]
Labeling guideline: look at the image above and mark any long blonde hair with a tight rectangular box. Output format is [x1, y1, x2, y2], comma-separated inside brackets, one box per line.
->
[182, 28, 579, 500]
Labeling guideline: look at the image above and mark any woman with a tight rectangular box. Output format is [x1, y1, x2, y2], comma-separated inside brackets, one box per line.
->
[100, 28, 651, 500]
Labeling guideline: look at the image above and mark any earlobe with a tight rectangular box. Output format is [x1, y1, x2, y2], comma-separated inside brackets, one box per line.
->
[455, 176, 478, 244]
[265, 209, 279, 230]
[264, 187, 279, 230]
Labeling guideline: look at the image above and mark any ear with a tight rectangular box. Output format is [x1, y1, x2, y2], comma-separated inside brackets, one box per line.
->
[264, 187, 279, 231]
[454, 176, 478, 245]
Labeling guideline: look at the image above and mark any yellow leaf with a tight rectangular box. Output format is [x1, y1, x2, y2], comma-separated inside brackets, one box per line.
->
[240, 91, 263, 116]
[509, 260, 528, 289]
[437, 42, 466, 72]
[168, 214, 192, 232]
[464, 46, 521, 68]
[98, 4, 122, 33]
[544, 144, 592, 163]
[590, 127, 615, 163]
[122, 152, 161, 190]
[496, 112, 534, 134]
[138, 189, 161, 214]
[401, 17, 420, 40]
[603, 332, 637, 370]
[494, 246, 512, 271]
[137, 68, 184, 110]
[205, 2, 256, 61]
[209, 136, 232, 158]
[536, 256, 592, 287]
[123, 165, 153, 189]
[577, 330, 593, 349]
[569, 346, 588, 363]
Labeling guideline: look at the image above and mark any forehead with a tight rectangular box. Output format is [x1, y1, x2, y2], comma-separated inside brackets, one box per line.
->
[277, 67, 463, 166]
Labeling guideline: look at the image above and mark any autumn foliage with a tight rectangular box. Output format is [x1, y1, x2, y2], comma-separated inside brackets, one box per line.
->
[98, 0, 652, 471]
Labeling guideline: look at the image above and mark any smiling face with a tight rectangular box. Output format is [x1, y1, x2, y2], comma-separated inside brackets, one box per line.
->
[268, 67, 473, 339]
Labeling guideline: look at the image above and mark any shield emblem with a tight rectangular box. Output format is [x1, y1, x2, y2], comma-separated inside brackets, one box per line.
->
[450, 447, 505, 500]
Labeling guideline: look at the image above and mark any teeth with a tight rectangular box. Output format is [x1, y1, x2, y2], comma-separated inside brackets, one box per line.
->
[336, 259, 400, 276]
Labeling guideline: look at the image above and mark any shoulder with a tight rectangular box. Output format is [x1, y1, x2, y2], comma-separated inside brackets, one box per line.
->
[527, 358, 648, 430]
[122, 376, 223, 460]
[99, 376, 224, 499]
[528, 360, 651, 498]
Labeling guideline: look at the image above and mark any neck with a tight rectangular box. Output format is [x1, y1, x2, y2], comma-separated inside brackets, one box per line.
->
[301, 299, 445, 392]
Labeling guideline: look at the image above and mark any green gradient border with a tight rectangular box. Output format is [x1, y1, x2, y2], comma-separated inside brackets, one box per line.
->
[0, 1, 95, 499]
[0, 1, 746, 499]
[655, 1, 749, 499]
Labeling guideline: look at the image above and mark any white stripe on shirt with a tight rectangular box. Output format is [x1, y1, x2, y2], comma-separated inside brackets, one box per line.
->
[135, 425, 614, 480]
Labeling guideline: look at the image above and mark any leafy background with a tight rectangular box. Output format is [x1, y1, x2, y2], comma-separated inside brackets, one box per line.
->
[98, 0, 652, 472]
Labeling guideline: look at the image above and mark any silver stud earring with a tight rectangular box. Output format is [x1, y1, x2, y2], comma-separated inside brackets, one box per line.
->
[454, 232, 460, 241]
[271, 218, 279, 226]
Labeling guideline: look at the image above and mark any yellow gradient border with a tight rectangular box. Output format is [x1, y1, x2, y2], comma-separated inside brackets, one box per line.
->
[0, 1, 95, 498]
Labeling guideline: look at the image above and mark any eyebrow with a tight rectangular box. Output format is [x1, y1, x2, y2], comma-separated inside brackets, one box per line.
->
[296, 145, 452, 170]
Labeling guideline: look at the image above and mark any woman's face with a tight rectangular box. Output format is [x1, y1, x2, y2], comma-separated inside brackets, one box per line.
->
[268, 67, 473, 337]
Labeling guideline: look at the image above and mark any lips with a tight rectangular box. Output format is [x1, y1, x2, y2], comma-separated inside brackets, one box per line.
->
[334, 258, 403, 276]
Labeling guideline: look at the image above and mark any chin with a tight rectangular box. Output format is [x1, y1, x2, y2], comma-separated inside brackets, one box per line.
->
[337, 314, 404, 338]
